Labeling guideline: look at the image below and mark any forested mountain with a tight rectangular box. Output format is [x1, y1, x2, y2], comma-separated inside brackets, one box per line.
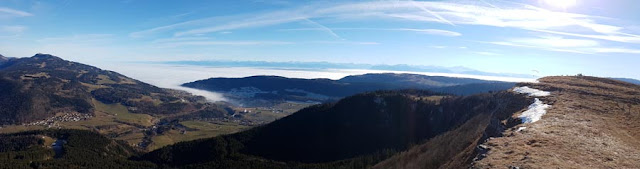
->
[182, 73, 515, 106]
[0, 54, 227, 125]
[137, 90, 531, 168]
[338, 73, 490, 87]
[0, 129, 154, 169]
[0, 55, 8, 65]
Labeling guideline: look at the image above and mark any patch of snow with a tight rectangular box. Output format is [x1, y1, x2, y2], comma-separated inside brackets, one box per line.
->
[513, 86, 550, 97]
[516, 127, 527, 132]
[519, 98, 551, 123]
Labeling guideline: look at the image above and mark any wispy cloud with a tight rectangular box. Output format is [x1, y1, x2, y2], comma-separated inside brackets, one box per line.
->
[529, 29, 640, 44]
[151, 37, 214, 44]
[130, 19, 207, 38]
[473, 51, 501, 56]
[0, 7, 33, 17]
[252, 0, 291, 6]
[280, 27, 461, 37]
[173, 10, 309, 36]
[129, 16, 234, 38]
[305, 41, 379, 45]
[323, 1, 639, 44]
[485, 36, 640, 55]
[399, 28, 461, 37]
[478, 0, 499, 9]
[37, 34, 114, 44]
[134, 1, 637, 40]
[368, 1, 616, 33]
[152, 39, 378, 48]
[430, 45, 447, 49]
[0, 25, 27, 34]
[155, 40, 294, 48]
[485, 41, 593, 54]
[128, 0, 639, 57]
[429, 45, 467, 49]
[508, 36, 600, 48]
[410, 0, 455, 26]
[171, 11, 195, 19]
[592, 48, 640, 54]
[409, 0, 455, 26]
[303, 18, 343, 40]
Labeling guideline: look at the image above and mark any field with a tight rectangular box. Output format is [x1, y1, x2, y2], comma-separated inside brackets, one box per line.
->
[40, 135, 56, 147]
[115, 131, 146, 147]
[475, 76, 640, 168]
[146, 120, 249, 150]
[237, 101, 316, 124]
[91, 99, 154, 127]
[142, 102, 314, 151]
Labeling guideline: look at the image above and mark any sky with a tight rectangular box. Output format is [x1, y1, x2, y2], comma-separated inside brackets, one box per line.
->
[1, 0, 640, 79]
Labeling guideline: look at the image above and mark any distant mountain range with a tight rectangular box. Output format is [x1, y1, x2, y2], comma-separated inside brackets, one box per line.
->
[162, 60, 534, 78]
[611, 77, 640, 85]
[182, 73, 517, 106]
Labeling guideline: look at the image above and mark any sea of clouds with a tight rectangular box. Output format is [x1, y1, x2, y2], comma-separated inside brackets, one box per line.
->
[99, 63, 537, 102]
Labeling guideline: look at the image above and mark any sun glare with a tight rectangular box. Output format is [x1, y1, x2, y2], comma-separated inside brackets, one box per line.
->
[543, 0, 577, 8]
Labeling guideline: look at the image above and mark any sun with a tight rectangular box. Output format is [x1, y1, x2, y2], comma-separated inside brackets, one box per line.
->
[543, 0, 577, 8]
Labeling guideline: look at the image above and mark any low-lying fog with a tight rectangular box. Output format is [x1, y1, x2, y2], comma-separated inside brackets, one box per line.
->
[99, 63, 537, 102]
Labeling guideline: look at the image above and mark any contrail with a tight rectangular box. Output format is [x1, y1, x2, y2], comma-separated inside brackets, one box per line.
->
[479, 0, 500, 9]
[410, 0, 455, 26]
[304, 18, 344, 40]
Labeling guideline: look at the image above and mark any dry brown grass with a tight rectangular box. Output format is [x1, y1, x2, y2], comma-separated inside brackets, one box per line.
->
[474, 76, 640, 169]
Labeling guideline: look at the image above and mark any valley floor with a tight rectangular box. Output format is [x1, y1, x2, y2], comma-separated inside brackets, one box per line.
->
[0, 100, 312, 151]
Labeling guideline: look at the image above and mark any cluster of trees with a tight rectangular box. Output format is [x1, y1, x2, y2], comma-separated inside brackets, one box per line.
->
[431, 82, 516, 96]
[92, 88, 144, 104]
[0, 77, 32, 125]
[0, 75, 95, 125]
[48, 94, 93, 114]
[0, 130, 156, 169]
[138, 135, 398, 169]
[178, 105, 229, 120]
[241, 90, 467, 162]
[0, 135, 43, 152]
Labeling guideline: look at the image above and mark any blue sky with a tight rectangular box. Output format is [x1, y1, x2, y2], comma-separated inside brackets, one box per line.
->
[1, 0, 640, 79]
